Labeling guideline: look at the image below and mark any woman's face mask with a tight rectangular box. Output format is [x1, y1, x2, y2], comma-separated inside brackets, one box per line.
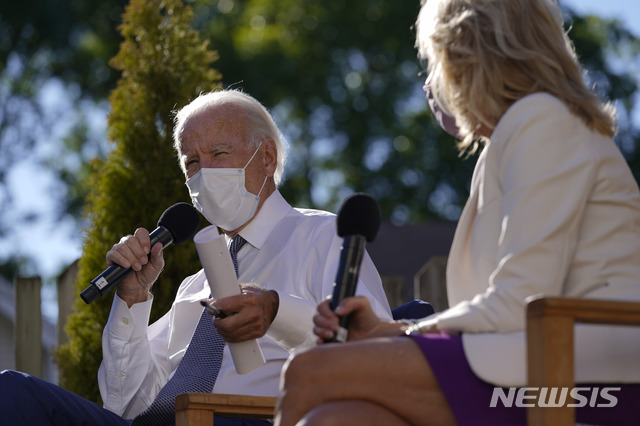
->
[185, 142, 266, 231]
[424, 75, 461, 139]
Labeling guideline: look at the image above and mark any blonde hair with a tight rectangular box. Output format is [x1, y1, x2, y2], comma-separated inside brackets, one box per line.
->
[415, 0, 617, 152]
[173, 89, 288, 186]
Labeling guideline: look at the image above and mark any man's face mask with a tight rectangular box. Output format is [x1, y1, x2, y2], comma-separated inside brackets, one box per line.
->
[186, 142, 266, 231]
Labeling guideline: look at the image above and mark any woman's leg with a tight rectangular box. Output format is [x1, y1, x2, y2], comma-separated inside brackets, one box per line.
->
[275, 336, 457, 426]
[301, 400, 411, 426]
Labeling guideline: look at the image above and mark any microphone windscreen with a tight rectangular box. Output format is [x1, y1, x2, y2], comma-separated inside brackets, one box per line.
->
[157, 202, 200, 244]
[336, 193, 381, 242]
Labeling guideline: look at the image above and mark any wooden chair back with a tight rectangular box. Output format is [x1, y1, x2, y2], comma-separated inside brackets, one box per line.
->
[526, 296, 640, 425]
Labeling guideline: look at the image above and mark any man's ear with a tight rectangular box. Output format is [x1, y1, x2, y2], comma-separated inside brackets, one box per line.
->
[263, 137, 278, 177]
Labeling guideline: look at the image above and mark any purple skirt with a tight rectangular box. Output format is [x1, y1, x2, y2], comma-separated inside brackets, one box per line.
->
[409, 333, 640, 426]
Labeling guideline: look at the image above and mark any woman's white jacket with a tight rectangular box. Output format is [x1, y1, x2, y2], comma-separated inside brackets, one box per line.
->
[426, 93, 640, 386]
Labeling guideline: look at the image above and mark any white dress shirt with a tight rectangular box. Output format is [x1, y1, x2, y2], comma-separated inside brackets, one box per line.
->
[421, 93, 640, 386]
[98, 190, 392, 418]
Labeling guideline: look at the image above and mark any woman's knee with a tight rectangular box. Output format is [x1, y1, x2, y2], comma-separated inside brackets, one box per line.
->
[281, 347, 324, 389]
[301, 401, 411, 426]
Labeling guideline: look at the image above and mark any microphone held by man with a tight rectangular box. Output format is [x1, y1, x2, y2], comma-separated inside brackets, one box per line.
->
[80, 202, 200, 304]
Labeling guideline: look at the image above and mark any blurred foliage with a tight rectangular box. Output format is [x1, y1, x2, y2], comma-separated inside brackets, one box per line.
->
[54, 0, 221, 402]
[184, 0, 640, 222]
[190, 0, 472, 222]
[0, 0, 128, 279]
[568, 13, 640, 176]
[0, 0, 127, 98]
[1, 1, 639, 281]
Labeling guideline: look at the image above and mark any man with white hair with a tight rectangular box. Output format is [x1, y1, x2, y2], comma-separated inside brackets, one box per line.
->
[0, 89, 392, 426]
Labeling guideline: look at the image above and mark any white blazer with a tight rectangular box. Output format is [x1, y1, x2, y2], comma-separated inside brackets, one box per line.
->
[425, 93, 640, 386]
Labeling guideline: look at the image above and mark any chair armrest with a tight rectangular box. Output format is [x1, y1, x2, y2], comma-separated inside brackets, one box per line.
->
[526, 296, 640, 426]
[527, 296, 640, 325]
[175, 393, 277, 426]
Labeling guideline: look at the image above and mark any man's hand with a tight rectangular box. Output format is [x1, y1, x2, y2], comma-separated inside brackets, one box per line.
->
[105, 227, 165, 307]
[210, 284, 279, 343]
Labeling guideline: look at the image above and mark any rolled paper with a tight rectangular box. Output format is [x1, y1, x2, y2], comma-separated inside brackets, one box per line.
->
[194, 225, 266, 374]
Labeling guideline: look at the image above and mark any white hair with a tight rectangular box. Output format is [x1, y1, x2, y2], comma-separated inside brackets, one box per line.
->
[173, 89, 288, 186]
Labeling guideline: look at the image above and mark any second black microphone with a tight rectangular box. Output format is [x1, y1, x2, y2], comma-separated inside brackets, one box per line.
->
[329, 193, 381, 343]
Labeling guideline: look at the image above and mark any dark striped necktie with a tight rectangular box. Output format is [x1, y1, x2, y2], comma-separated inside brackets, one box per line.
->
[132, 235, 247, 425]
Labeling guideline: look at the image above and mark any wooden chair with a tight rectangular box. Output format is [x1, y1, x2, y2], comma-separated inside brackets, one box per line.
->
[526, 296, 640, 425]
[175, 393, 277, 426]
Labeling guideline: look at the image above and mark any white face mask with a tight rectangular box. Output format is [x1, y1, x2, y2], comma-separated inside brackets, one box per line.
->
[186, 143, 267, 231]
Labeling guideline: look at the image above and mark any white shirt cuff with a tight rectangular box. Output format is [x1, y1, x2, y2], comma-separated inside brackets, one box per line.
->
[106, 293, 153, 340]
[267, 291, 316, 350]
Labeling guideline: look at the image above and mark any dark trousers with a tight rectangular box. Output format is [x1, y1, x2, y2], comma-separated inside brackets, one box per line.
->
[0, 370, 272, 426]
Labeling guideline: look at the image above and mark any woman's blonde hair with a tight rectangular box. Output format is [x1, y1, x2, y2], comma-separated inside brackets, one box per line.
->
[415, 0, 617, 152]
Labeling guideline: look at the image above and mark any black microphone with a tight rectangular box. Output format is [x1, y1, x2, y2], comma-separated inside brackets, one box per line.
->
[81, 202, 200, 304]
[329, 193, 381, 342]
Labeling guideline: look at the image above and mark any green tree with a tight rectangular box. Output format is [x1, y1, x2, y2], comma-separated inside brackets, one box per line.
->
[55, 0, 221, 401]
